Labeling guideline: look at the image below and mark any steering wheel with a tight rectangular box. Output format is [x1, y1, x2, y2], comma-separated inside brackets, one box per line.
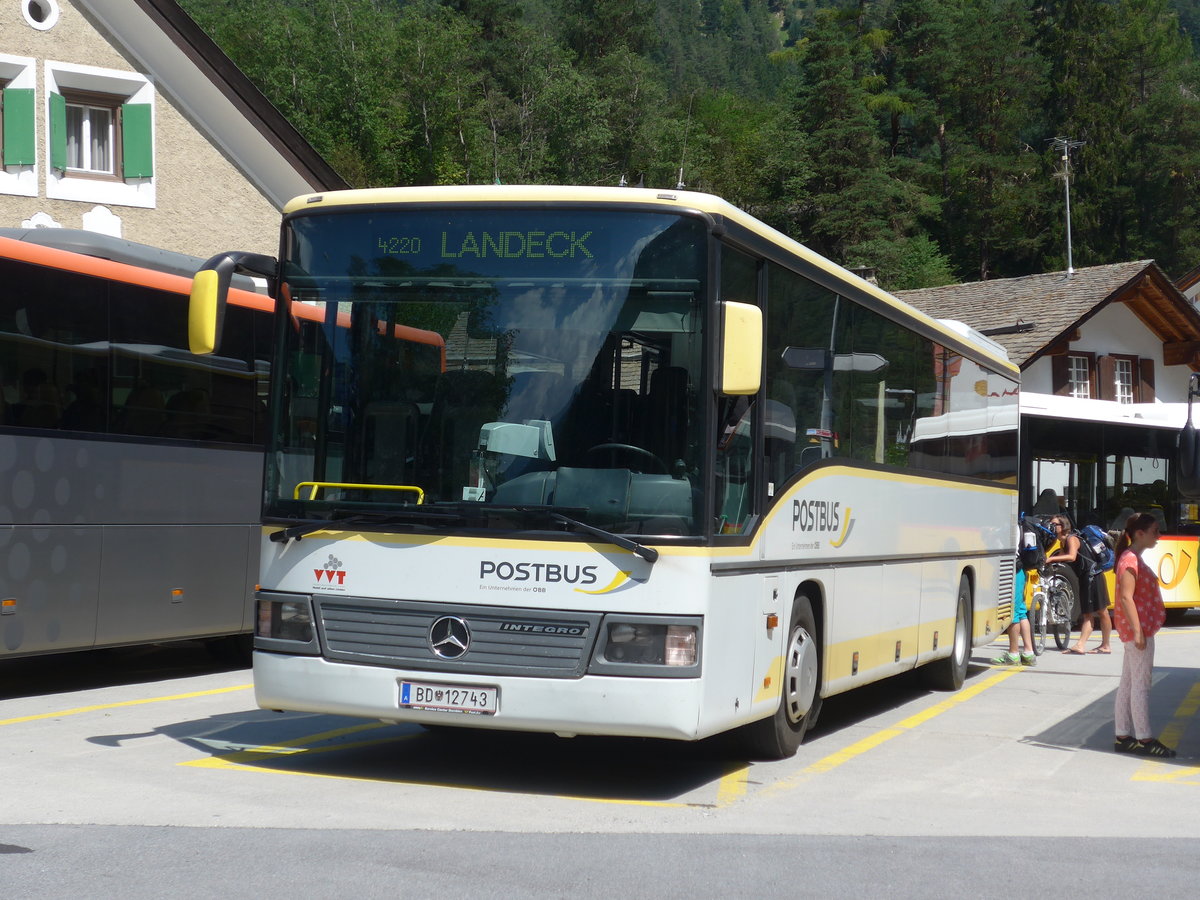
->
[583, 443, 669, 474]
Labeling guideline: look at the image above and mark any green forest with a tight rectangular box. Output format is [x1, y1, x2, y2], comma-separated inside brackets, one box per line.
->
[178, 0, 1200, 291]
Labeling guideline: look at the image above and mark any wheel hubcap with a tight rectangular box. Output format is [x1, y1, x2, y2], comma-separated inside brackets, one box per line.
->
[953, 601, 968, 663]
[784, 625, 818, 723]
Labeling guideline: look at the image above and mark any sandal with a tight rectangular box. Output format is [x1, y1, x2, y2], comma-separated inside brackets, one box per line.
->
[1114, 736, 1138, 753]
[1063, 647, 1086, 655]
[1089, 647, 1112, 654]
[1130, 738, 1177, 758]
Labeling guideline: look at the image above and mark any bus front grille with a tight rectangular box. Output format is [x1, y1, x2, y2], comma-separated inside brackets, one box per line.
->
[314, 595, 602, 678]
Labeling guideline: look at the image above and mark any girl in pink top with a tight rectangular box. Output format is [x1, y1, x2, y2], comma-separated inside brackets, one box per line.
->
[1112, 512, 1174, 757]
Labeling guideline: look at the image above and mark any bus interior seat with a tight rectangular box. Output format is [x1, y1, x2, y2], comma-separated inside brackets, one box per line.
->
[427, 370, 504, 491]
[1030, 488, 1060, 516]
[116, 385, 165, 436]
[8, 368, 62, 429]
[164, 389, 212, 439]
[764, 399, 797, 488]
[798, 444, 824, 469]
[362, 401, 420, 483]
[644, 365, 688, 464]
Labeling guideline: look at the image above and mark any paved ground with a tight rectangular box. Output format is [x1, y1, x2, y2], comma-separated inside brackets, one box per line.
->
[3, 619, 1199, 895]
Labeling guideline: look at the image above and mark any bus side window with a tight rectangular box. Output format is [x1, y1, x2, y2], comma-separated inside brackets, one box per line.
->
[715, 395, 754, 534]
[764, 261, 844, 491]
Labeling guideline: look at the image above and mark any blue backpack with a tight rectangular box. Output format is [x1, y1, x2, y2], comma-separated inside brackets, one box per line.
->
[1078, 524, 1115, 572]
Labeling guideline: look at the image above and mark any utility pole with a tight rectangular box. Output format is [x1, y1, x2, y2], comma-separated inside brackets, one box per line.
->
[1051, 136, 1085, 275]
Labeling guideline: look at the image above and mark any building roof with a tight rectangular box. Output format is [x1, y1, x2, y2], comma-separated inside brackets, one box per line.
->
[895, 260, 1200, 370]
[82, 0, 347, 206]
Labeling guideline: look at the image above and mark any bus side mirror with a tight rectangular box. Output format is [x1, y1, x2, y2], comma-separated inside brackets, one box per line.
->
[188, 251, 277, 355]
[189, 268, 223, 355]
[719, 301, 762, 395]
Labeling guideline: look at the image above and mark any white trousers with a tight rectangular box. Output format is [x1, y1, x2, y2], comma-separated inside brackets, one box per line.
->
[1114, 635, 1156, 740]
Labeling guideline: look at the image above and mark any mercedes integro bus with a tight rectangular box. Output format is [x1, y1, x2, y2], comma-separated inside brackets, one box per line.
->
[188, 186, 1019, 758]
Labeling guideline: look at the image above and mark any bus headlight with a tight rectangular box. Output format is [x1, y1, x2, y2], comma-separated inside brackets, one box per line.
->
[593, 616, 701, 674]
[255, 594, 315, 644]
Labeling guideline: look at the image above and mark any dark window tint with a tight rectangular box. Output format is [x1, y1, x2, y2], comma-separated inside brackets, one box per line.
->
[0, 256, 269, 444]
[762, 260, 1017, 500]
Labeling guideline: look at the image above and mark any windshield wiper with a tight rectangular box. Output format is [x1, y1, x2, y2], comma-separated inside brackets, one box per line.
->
[545, 511, 659, 564]
[268, 505, 658, 563]
[268, 509, 463, 543]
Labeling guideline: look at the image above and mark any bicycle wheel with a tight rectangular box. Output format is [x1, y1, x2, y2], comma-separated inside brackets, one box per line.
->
[1045, 565, 1079, 650]
[1052, 596, 1072, 649]
[1030, 589, 1046, 656]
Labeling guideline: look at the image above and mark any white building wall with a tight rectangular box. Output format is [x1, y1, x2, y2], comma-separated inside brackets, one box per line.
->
[1022, 300, 1191, 403]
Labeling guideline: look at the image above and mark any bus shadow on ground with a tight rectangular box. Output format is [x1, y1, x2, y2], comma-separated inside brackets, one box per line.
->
[0, 641, 249, 700]
[91, 708, 750, 802]
[1020, 665, 1198, 764]
[85, 667, 969, 803]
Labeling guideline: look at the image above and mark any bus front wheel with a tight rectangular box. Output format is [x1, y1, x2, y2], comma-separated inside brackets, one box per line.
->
[740, 595, 822, 760]
[920, 575, 971, 691]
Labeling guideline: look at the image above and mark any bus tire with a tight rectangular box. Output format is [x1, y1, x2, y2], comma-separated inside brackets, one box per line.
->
[739, 595, 821, 760]
[920, 575, 971, 692]
[1165, 608, 1191, 626]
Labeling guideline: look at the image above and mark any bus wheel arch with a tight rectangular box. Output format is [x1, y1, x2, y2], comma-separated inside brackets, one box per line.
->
[738, 584, 823, 760]
[920, 570, 972, 692]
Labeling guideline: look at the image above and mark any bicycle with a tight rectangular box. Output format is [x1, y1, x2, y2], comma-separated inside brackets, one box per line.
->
[1028, 562, 1076, 652]
[1020, 513, 1078, 654]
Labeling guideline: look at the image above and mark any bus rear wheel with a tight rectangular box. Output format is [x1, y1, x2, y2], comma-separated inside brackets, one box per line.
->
[739, 595, 821, 760]
[920, 575, 971, 691]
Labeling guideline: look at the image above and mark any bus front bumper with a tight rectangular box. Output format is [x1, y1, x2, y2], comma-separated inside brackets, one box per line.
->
[253, 651, 708, 741]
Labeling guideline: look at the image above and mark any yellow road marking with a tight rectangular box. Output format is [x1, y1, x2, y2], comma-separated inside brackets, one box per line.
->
[0, 683, 252, 727]
[1132, 681, 1200, 784]
[716, 766, 750, 806]
[758, 668, 1024, 798]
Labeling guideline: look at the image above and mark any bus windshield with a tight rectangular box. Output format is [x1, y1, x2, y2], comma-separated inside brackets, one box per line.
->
[270, 208, 708, 536]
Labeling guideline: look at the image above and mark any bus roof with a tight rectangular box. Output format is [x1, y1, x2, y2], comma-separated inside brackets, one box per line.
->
[1022, 392, 1189, 430]
[0, 233, 272, 314]
[282, 185, 1018, 376]
[0, 227, 263, 292]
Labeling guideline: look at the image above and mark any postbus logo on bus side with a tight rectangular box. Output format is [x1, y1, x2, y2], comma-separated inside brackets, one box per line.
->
[792, 499, 856, 548]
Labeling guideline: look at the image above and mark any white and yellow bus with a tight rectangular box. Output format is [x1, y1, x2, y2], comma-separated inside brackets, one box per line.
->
[190, 186, 1019, 758]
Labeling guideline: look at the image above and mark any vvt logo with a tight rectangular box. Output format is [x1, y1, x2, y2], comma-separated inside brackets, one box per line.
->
[315, 554, 346, 585]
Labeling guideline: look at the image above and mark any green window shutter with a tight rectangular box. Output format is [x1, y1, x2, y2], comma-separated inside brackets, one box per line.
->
[2, 88, 36, 166]
[120, 103, 153, 178]
[49, 91, 67, 172]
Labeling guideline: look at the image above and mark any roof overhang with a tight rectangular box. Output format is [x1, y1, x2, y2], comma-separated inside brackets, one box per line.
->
[79, 0, 346, 209]
[1034, 263, 1200, 372]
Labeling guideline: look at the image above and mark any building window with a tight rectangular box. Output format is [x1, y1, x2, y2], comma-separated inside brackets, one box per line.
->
[44, 61, 155, 208]
[1112, 355, 1136, 404]
[1068, 354, 1091, 398]
[64, 92, 115, 175]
